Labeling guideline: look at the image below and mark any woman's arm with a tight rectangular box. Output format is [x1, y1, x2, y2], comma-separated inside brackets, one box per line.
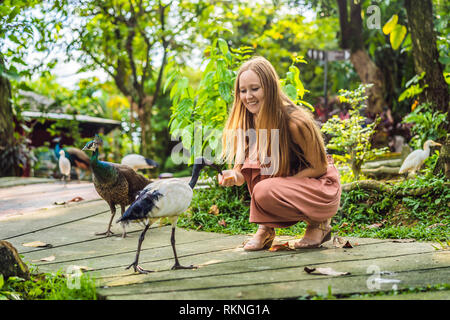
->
[294, 166, 327, 179]
[288, 120, 328, 178]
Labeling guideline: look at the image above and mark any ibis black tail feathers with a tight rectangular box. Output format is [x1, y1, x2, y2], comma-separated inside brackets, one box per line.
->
[117, 190, 163, 224]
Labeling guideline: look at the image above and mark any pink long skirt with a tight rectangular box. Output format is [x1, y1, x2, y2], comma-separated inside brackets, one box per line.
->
[241, 156, 341, 228]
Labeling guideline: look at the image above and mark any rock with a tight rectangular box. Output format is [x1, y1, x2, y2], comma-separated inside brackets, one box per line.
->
[0, 240, 30, 280]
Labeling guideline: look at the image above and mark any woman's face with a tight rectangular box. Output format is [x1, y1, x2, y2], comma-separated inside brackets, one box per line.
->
[239, 70, 264, 115]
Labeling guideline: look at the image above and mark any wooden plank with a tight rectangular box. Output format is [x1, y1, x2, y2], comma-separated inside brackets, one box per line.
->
[2, 181, 447, 300]
[0, 182, 101, 219]
[0, 177, 55, 188]
[101, 253, 450, 300]
[1, 200, 109, 240]
[95, 241, 444, 296]
[23, 228, 236, 274]
[95, 239, 428, 285]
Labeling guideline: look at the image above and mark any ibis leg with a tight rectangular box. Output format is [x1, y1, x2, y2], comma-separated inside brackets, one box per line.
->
[126, 224, 153, 274]
[170, 226, 197, 270]
[120, 204, 127, 238]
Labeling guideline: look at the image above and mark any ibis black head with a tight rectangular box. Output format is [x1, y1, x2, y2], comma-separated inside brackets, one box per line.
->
[193, 157, 222, 175]
[189, 157, 223, 189]
[145, 158, 159, 168]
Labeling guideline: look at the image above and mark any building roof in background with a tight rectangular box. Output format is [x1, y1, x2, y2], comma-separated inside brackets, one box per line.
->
[21, 111, 121, 126]
[18, 90, 121, 128]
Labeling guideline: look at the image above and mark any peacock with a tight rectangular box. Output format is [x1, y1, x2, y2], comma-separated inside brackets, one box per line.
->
[121, 154, 159, 172]
[58, 150, 71, 184]
[82, 134, 151, 237]
[53, 137, 91, 180]
[117, 157, 222, 274]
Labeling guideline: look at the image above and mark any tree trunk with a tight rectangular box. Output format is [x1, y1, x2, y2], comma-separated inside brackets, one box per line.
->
[0, 55, 16, 177]
[336, 0, 387, 114]
[0, 240, 30, 280]
[405, 0, 449, 121]
[433, 133, 450, 180]
[350, 49, 386, 114]
[138, 95, 154, 158]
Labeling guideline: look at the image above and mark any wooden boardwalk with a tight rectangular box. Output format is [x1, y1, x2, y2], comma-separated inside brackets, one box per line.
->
[0, 179, 449, 300]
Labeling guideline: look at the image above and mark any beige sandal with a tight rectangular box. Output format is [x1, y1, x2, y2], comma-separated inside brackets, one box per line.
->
[244, 225, 276, 251]
[294, 219, 332, 249]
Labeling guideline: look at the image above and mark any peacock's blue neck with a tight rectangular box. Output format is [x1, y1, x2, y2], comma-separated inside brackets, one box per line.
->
[90, 148, 117, 183]
[54, 143, 61, 159]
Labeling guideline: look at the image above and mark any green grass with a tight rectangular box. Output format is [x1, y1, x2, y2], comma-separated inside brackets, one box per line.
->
[333, 174, 449, 241]
[179, 173, 449, 242]
[0, 265, 98, 300]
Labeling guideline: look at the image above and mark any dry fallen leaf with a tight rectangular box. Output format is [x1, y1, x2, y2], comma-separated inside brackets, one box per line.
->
[32, 255, 56, 262]
[269, 242, 294, 252]
[304, 266, 351, 276]
[68, 196, 84, 203]
[208, 204, 219, 216]
[333, 236, 344, 246]
[197, 259, 223, 268]
[427, 223, 447, 229]
[22, 241, 52, 248]
[343, 240, 354, 248]
[218, 219, 227, 227]
[332, 237, 355, 248]
[69, 265, 93, 271]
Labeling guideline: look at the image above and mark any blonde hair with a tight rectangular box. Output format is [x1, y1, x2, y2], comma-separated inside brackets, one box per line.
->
[222, 56, 327, 176]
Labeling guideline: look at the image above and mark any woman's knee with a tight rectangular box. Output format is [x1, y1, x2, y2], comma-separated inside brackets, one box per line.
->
[252, 179, 276, 208]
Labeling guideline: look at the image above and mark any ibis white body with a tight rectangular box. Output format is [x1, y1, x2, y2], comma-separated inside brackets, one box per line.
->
[58, 150, 71, 180]
[399, 140, 442, 176]
[141, 179, 193, 221]
[121, 154, 158, 171]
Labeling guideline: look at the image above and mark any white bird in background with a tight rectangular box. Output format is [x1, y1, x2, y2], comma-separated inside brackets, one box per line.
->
[117, 157, 222, 274]
[399, 140, 442, 177]
[58, 150, 71, 184]
[121, 154, 159, 172]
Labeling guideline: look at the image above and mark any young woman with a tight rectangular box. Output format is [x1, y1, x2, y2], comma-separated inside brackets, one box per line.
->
[218, 56, 341, 251]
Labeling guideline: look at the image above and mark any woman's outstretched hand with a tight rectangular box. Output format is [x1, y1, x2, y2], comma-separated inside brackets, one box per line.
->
[218, 169, 238, 187]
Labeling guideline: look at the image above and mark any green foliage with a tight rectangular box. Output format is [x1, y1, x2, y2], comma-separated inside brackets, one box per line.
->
[0, 267, 97, 300]
[0, 0, 63, 80]
[165, 37, 251, 165]
[382, 14, 407, 50]
[280, 55, 314, 112]
[401, 102, 448, 149]
[321, 84, 388, 180]
[398, 72, 427, 102]
[335, 175, 450, 242]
